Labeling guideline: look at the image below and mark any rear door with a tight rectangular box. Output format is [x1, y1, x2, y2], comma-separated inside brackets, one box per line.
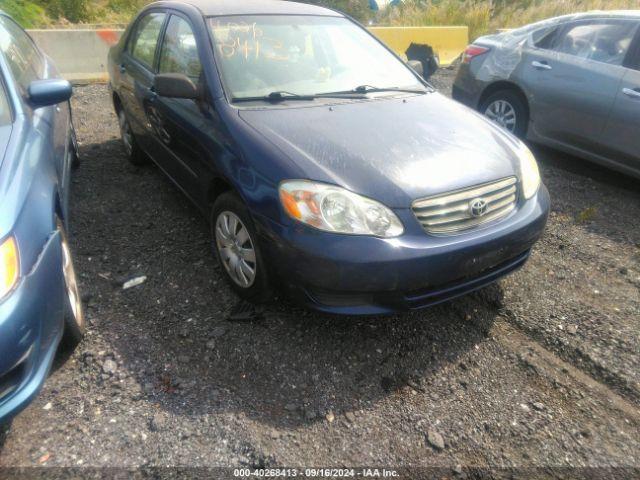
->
[520, 19, 638, 151]
[600, 28, 640, 171]
[145, 13, 205, 199]
[118, 11, 167, 152]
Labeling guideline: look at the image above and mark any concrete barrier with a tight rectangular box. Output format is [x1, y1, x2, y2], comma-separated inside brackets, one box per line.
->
[28, 25, 468, 83]
[28, 29, 123, 83]
[369, 26, 468, 65]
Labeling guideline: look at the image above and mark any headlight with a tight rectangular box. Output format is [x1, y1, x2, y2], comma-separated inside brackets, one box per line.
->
[0, 236, 19, 300]
[279, 180, 404, 238]
[519, 144, 541, 200]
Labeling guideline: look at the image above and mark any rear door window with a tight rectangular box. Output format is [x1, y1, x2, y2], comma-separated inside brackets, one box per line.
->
[129, 12, 166, 70]
[0, 15, 44, 92]
[624, 31, 640, 70]
[532, 26, 560, 49]
[553, 20, 639, 66]
[158, 15, 202, 80]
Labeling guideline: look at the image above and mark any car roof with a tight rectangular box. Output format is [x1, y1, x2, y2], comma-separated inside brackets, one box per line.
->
[548, 10, 640, 22]
[149, 0, 343, 17]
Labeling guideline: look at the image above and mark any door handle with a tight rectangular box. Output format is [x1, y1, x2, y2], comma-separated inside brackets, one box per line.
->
[622, 87, 640, 99]
[532, 60, 552, 70]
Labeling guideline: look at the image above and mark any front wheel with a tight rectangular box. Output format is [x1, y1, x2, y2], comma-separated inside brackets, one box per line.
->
[480, 90, 528, 138]
[58, 219, 85, 349]
[211, 193, 272, 303]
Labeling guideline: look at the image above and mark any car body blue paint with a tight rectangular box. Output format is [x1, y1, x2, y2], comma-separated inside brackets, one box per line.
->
[0, 11, 76, 424]
[109, 1, 549, 315]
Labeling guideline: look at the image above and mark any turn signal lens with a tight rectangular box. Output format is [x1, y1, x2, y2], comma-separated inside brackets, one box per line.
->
[0, 236, 19, 300]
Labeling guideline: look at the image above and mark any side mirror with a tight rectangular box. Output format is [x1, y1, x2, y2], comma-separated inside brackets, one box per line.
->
[407, 60, 424, 77]
[28, 79, 72, 108]
[154, 73, 199, 99]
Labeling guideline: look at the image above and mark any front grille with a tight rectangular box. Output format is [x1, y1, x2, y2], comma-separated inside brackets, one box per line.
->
[412, 177, 518, 234]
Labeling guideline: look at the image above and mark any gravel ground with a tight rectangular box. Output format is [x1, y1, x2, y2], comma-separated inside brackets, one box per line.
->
[0, 70, 638, 476]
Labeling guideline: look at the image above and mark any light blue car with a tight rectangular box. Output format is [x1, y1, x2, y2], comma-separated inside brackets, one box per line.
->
[0, 11, 85, 424]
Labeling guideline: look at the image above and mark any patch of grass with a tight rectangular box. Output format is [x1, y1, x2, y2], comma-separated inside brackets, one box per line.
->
[381, 0, 492, 41]
[379, 0, 640, 41]
[576, 206, 598, 224]
[1, 0, 48, 28]
[4, 0, 640, 30]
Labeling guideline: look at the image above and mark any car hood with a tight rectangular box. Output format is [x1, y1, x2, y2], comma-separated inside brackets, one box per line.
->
[237, 93, 522, 208]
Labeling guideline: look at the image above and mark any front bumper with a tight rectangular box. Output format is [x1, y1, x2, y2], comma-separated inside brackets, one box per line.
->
[259, 186, 550, 315]
[0, 232, 65, 424]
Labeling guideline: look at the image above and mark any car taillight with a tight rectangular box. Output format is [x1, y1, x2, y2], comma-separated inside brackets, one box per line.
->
[463, 45, 490, 63]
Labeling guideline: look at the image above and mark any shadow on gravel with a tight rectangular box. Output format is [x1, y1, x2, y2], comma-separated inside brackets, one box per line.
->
[532, 144, 640, 245]
[533, 144, 640, 193]
[0, 422, 9, 450]
[71, 136, 503, 430]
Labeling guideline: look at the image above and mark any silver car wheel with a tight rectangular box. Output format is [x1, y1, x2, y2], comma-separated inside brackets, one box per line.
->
[484, 100, 517, 132]
[215, 211, 257, 288]
[118, 109, 134, 156]
[59, 223, 85, 330]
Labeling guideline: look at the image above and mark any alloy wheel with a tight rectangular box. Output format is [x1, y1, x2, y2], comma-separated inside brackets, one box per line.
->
[59, 224, 85, 330]
[215, 211, 257, 288]
[484, 99, 517, 132]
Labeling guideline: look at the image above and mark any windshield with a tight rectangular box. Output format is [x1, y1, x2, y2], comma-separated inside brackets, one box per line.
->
[0, 77, 10, 126]
[208, 15, 423, 101]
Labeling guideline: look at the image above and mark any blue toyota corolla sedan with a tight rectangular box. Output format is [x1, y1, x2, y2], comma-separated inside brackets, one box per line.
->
[109, 0, 550, 315]
[0, 12, 85, 424]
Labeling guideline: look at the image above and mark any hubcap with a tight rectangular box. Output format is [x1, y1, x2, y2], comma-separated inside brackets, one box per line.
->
[484, 100, 517, 132]
[59, 225, 84, 329]
[215, 212, 257, 288]
[118, 110, 133, 156]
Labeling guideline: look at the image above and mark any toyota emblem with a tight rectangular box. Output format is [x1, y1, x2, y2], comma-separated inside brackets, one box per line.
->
[469, 198, 488, 218]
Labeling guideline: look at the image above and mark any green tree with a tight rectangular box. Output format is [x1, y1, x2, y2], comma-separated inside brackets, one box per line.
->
[301, 0, 372, 21]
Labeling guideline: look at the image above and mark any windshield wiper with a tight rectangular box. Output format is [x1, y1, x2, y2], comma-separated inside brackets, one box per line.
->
[232, 91, 317, 103]
[353, 85, 428, 94]
[232, 90, 367, 104]
[319, 85, 429, 96]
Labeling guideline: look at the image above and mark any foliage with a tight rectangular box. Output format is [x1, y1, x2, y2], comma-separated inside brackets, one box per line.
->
[304, 0, 373, 20]
[45, 0, 90, 23]
[380, 0, 640, 41]
[1, 0, 48, 28]
[3, 0, 640, 32]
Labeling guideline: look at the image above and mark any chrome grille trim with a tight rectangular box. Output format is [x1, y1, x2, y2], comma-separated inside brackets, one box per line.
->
[412, 177, 518, 234]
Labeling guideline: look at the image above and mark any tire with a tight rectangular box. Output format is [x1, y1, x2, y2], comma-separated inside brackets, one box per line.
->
[211, 192, 272, 303]
[57, 218, 86, 350]
[116, 107, 148, 165]
[70, 127, 81, 170]
[480, 90, 528, 138]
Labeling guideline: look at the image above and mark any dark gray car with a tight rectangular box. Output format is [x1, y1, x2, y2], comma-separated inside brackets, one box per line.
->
[453, 11, 640, 179]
